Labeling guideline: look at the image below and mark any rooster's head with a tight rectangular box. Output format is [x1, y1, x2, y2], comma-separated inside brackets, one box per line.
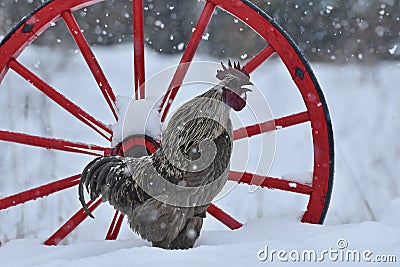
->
[216, 60, 252, 111]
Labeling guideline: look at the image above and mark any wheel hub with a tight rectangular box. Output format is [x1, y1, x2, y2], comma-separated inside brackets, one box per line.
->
[111, 135, 159, 158]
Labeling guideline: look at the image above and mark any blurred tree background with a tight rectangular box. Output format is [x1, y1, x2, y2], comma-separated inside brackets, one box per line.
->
[1, 0, 400, 62]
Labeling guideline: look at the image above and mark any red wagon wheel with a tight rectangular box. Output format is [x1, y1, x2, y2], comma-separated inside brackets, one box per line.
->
[0, 0, 334, 245]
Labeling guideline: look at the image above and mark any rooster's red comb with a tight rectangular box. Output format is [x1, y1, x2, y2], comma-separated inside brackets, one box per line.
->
[216, 60, 250, 81]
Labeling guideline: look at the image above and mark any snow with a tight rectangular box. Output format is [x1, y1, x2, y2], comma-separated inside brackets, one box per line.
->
[282, 172, 313, 185]
[1, 207, 400, 266]
[389, 45, 398, 55]
[177, 42, 185, 50]
[112, 95, 163, 145]
[1, 43, 400, 265]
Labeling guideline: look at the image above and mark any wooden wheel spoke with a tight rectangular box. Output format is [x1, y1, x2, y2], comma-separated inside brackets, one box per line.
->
[0, 129, 109, 156]
[233, 111, 310, 140]
[243, 45, 275, 74]
[0, 174, 80, 210]
[62, 10, 118, 120]
[105, 210, 125, 240]
[8, 59, 112, 141]
[159, 1, 216, 121]
[133, 0, 145, 100]
[0, 0, 335, 243]
[229, 171, 313, 195]
[207, 204, 243, 230]
[44, 198, 102, 245]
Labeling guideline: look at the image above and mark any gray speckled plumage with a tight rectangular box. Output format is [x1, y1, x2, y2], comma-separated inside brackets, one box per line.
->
[79, 75, 249, 249]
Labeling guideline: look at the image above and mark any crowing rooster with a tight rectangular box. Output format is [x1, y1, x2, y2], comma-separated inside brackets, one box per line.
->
[79, 61, 252, 249]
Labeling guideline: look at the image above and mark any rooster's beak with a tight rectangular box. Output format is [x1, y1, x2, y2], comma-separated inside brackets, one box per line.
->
[241, 81, 253, 92]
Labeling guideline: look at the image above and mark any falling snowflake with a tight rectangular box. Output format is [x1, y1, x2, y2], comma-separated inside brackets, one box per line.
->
[177, 42, 185, 51]
[154, 20, 165, 29]
[389, 45, 398, 55]
[202, 32, 210, 40]
[186, 229, 197, 240]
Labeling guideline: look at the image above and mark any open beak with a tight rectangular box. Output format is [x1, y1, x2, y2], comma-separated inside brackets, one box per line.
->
[241, 81, 253, 92]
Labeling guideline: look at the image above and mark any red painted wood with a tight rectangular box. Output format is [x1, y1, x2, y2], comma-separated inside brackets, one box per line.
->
[8, 59, 112, 141]
[0, 0, 334, 242]
[159, 1, 216, 121]
[44, 198, 102, 246]
[207, 204, 242, 230]
[208, 0, 333, 224]
[120, 137, 159, 154]
[233, 111, 310, 140]
[62, 10, 118, 120]
[105, 211, 124, 240]
[243, 45, 275, 74]
[0, 175, 80, 210]
[0, 0, 103, 82]
[0, 130, 109, 156]
[229, 171, 312, 195]
[133, 0, 145, 100]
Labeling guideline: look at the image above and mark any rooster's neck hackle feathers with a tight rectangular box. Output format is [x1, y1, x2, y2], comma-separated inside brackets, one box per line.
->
[162, 83, 232, 157]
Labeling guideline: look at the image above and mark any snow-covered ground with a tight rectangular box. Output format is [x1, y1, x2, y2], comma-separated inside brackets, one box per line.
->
[1, 43, 400, 266]
[1, 209, 400, 267]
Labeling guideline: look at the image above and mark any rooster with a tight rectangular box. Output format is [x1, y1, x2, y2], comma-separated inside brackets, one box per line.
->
[79, 61, 252, 249]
